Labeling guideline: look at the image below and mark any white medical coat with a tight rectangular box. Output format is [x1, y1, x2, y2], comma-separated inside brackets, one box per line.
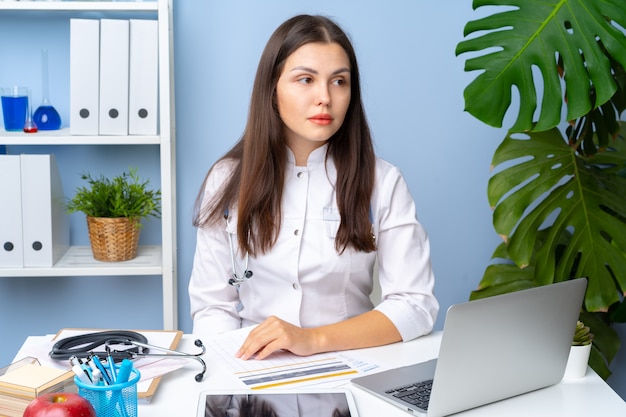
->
[189, 145, 438, 342]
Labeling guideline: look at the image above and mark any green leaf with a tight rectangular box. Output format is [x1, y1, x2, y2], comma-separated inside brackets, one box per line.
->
[580, 311, 620, 379]
[66, 168, 161, 221]
[488, 128, 626, 312]
[456, 0, 626, 132]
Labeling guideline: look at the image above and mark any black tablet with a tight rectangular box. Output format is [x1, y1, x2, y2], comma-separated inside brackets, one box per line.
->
[196, 388, 360, 417]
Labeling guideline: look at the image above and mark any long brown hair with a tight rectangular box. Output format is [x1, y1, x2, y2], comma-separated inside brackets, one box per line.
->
[194, 14, 376, 256]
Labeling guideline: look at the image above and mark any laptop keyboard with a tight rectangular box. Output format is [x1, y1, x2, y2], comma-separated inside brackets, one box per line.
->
[386, 379, 433, 410]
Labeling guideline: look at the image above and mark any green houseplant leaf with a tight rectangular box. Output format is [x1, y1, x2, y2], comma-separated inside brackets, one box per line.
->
[458, 0, 626, 380]
[488, 128, 626, 311]
[66, 168, 161, 222]
[456, 0, 626, 132]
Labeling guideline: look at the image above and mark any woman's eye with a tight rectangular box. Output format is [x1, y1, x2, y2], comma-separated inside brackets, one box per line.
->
[297, 77, 313, 84]
[332, 78, 346, 86]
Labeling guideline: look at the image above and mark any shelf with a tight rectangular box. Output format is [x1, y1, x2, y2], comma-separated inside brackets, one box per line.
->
[0, 1, 158, 12]
[0, 0, 177, 330]
[0, 129, 160, 145]
[0, 245, 162, 277]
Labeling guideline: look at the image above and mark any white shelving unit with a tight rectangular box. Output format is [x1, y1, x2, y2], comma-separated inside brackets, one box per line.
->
[0, 0, 178, 330]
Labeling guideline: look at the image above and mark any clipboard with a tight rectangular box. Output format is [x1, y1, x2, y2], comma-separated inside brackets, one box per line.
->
[52, 328, 183, 400]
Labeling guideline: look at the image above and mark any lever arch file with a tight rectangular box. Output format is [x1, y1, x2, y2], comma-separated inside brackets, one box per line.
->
[99, 19, 130, 135]
[129, 19, 159, 135]
[20, 155, 69, 267]
[0, 155, 24, 267]
[70, 19, 100, 135]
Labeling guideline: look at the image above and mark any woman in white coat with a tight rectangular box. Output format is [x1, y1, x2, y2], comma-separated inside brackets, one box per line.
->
[189, 14, 438, 360]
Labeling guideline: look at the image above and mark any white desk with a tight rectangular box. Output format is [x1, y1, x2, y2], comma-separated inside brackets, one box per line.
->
[142, 331, 626, 417]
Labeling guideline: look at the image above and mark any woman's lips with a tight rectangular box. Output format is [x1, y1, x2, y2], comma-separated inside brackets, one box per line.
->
[309, 114, 333, 125]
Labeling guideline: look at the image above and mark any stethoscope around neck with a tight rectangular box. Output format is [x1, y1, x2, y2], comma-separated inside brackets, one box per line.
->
[224, 209, 253, 287]
[223, 206, 375, 287]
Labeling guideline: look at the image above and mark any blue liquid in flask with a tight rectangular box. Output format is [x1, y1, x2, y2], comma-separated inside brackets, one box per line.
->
[33, 105, 61, 130]
[33, 49, 62, 130]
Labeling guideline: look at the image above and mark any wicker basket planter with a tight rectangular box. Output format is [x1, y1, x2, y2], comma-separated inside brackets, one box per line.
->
[87, 216, 141, 262]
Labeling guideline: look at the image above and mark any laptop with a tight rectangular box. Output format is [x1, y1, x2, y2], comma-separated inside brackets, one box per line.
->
[351, 278, 587, 416]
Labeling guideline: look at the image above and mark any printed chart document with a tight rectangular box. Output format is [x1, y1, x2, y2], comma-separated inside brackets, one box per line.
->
[207, 326, 380, 390]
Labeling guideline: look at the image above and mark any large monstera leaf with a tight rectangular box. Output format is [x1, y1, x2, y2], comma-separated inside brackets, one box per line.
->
[456, 0, 626, 132]
[488, 128, 626, 312]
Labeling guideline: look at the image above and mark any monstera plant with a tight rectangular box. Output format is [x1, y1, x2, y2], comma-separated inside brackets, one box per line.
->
[456, 0, 626, 379]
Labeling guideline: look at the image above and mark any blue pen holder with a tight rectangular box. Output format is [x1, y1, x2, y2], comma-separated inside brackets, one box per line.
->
[75, 363, 140, 417]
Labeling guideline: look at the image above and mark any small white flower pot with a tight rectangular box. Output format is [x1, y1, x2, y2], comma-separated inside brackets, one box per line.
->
[563, 343, 592, 379]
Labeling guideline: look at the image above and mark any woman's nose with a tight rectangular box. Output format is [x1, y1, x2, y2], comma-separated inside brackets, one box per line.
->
[316, 84, 331, 106]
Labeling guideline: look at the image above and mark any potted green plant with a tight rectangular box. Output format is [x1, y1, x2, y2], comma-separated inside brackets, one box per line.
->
[573, 320, 594, 347]
[455, 0, 626, 379]
[564, 320, 595, 378]
[66, 168, 161, 262]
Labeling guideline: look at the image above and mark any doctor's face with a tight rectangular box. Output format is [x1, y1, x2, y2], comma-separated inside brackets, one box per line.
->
[276, 42, 351, 155]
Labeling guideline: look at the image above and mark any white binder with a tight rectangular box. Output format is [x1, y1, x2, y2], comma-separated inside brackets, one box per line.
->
[129, 19, 159, 135]
[99, 19, 130, 135]
[20, 154, 70, 267]
[0, 155, 24, 267]
[70, 19, 100, 135]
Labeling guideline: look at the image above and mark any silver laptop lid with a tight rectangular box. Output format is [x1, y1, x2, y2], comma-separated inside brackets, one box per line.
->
[428, 278, 587, 416]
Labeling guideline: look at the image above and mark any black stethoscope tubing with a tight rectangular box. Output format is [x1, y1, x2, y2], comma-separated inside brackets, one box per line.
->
[224, 210, 253, 287]
[49, 330, 148, 361]
[49, 331, 207, 382]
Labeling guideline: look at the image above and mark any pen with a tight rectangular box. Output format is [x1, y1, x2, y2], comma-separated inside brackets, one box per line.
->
[109, 359, 133, 417]
[90, 355, 112, 385]
[107, 353, 117, 383]
[115, 359, 133, 384]
[91, 366, 102, 386]
[86, 356, 98, 374]
[69, 356, 93, 383]
[71, 363, 92, 384]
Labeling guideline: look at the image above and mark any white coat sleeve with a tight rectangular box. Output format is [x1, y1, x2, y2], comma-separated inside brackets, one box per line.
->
[373, 163, 439, 341]
[188, 162, 242, 336]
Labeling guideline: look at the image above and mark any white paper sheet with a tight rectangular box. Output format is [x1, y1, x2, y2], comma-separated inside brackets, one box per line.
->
[207, 326, 380, 390]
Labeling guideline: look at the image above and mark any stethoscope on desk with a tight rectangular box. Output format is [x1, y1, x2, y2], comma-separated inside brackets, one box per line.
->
[105, 338, 207, 382]
[49, 330, 207, 382]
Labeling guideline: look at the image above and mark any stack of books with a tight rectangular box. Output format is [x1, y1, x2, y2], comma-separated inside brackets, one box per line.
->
[0, 363, 76, 417]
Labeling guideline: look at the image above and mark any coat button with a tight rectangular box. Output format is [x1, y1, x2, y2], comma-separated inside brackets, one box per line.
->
[297, 171, 304, 178]
[292, 283, 299, 290]
[294, 229, 300, 236]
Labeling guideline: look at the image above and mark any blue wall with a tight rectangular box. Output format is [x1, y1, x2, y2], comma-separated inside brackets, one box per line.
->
[1, 0, 625, 400]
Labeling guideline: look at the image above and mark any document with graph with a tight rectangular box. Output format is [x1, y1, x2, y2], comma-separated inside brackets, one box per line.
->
[207, 326, 380, 390]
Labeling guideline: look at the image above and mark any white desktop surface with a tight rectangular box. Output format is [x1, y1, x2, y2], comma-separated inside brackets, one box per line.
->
[142, 331, 626, 417]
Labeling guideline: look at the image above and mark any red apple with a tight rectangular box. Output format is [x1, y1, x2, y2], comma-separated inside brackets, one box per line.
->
[23, 392, 96, 417]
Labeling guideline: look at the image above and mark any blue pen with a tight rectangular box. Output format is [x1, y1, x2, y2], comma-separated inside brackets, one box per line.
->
[107, 353, 117, 383]
[116, 359, 133, 383]
[110, 359, 133, 417]
[91, 355, 112, 385]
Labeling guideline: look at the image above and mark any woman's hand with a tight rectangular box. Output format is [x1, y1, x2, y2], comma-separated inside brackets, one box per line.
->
[235, 316, 322, 360]
[236, 311, 402, 360]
